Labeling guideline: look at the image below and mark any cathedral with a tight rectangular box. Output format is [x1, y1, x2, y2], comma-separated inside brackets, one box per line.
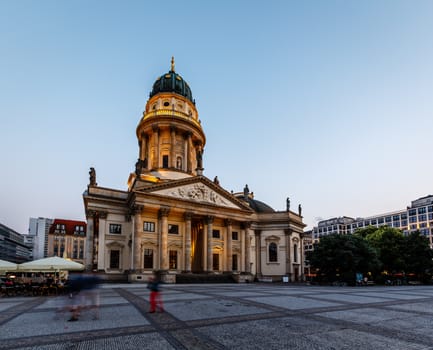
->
[83, 59, 306, 283]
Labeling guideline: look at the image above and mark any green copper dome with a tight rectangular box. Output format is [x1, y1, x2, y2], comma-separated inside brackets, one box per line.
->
[149, 57, 194, 104]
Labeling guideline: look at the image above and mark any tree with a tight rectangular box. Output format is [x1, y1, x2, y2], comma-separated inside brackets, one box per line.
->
[403, 231, 433, 282]
[308, 233, 380, 284]
[365, 226, 405, 273]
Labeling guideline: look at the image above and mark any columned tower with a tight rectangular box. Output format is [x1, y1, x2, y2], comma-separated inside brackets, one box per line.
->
[132, 58, 206, 187]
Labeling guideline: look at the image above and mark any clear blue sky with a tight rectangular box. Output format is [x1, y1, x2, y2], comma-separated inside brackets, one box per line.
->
[1, 0, 433, 234]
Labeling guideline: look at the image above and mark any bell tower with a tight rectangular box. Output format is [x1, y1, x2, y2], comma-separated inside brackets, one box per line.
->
[132, 58, 206, 186]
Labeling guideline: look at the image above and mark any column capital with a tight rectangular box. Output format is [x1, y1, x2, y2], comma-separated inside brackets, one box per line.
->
[205, 215, 214, 224]
[152, 124, 160, 133]
[85, 209, 96, 219]
[242, 221, 251, 230]
[224, 219, 233, 227]
[254, 229, 261, 237]
[170, 125, 177, 133]
[184, 211, 193, 221]
[284, 229, 293, 236]
[159, 206, 171, 218]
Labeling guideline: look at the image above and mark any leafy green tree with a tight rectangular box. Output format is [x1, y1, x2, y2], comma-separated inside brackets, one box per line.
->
[365, 226, 405, 273]
[403, 231, 433, 281]
[309, 233, 380, 284]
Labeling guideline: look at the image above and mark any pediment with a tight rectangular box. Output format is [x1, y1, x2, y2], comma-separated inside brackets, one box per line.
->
[147, 178, 249, 210]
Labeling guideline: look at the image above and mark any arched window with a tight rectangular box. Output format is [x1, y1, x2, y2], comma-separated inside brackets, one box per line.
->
[176, 156, 182, 170]
[293, 244, 298, 263]
[269, 242, 278, 262]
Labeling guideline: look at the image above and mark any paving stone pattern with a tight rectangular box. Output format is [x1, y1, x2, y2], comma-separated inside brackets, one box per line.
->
[0, 284, 433, 349]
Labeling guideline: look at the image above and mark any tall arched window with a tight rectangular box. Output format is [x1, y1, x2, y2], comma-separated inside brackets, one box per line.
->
[176, 156, 182, 170]
[269, 242, 278, 262]
[293, 244, 298, 263]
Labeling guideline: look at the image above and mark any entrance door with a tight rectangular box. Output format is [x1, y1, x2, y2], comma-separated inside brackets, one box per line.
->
[191, 220, 204, 272]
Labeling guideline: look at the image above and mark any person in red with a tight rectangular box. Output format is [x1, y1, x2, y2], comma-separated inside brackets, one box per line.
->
[147, 272, 164, 313]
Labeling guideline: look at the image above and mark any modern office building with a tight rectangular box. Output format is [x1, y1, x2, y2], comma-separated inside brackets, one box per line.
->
[83, 59, 306, 283]
[47, 219, 87, 265]
[312, 195, 433, 247]
[27, 217, 54, 260]
[0, 222, 31, 263]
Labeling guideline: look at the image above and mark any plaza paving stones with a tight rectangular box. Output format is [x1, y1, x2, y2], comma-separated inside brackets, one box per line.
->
[1, 284, 433, 349]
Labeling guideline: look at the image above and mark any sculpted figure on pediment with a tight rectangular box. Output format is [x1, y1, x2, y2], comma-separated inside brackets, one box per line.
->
[168, 183, 228, 206]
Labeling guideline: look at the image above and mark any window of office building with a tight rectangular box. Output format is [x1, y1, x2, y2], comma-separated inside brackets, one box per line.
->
[418, 207, 426, 214]
[408, 209, 417, 216]
[428, 205, 433, 213]
[378, 217, 384, 224]
[79, 241, 84, 259]
[409, 216, 417, 223]
[401, 213, 407, 220]
[419, 214, 427, 222]
[385, 216, 392, 223]
[393, 215, 400, 221]
[401, 220, 408, 227]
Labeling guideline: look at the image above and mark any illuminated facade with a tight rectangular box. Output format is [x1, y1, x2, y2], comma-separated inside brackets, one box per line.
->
[83, 59, 306, 283]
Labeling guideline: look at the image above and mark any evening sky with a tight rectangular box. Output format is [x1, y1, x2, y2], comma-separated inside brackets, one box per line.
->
[1, 0, 432, 234]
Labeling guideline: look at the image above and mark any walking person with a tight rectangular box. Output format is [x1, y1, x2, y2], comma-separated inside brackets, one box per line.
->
[147, 272, 164, 313]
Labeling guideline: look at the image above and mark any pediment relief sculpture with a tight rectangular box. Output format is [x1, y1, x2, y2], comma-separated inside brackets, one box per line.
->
[153, 183, 239, 209]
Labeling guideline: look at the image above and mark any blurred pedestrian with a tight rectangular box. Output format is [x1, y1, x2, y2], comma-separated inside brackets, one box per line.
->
[147, 272, 164, 313]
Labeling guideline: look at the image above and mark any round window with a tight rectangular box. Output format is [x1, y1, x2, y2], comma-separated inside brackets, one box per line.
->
[163, 102, 170, 107]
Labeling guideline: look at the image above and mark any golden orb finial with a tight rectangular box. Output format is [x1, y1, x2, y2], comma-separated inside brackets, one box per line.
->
[171, 56, 175, 72]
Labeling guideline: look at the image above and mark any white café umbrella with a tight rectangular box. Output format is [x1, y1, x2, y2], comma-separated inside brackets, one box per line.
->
[18, 256, 84, 272]
[0, 259, 17, 272]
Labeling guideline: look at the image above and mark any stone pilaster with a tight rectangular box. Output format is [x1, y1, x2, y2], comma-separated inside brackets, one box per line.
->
[206, 216, 214, 272]
[159, 206, 170, 270]
[184, 211, 193, 272]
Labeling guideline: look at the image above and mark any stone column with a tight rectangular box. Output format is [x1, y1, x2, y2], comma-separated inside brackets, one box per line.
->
[97, 211, 108, 270]
[255, 229, 262, 277]
[152, 125, 159, 169]
[185, 132, 192, 173]
[170, 126, 176, 168]
[244, 222, 252, 273]
[184, 211, 193, 272]
[206, 216, 214, 272]
[240, 227, 245, 272]
[133, 213, 142, 271]
[159, 206, 170, 271]
[225, 219, 233, 272]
